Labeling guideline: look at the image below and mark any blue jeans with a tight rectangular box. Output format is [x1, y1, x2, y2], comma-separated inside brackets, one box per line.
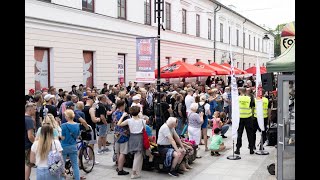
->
[62, 145, 80, 180]
[221, 125, 229, 135]
[175, 117, 184, 136]
[37, 167, 61, 180]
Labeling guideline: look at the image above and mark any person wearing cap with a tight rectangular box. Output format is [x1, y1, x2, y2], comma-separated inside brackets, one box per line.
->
[40, 94, 58, 123]
[100, 83, 109, 94]
[25, 89, 35, 104]
[41, 87, 48, 93]
[95, 94, 110, 154]
[131, 95, 143, 117]
[69, 85, 79, 96]
[185, 88, 195, 115]
[61, 101, 90, 131]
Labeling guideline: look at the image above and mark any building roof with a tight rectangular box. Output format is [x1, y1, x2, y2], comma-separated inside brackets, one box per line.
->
[210, 0, 275, 37]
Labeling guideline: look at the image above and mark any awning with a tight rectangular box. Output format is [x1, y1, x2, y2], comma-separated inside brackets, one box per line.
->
[194, 61, 229, 75]
[266, 43, 295, 73]
[154, 60, 216, 78]
[220, 63, 247, 74]
[245, 66, 267, 75]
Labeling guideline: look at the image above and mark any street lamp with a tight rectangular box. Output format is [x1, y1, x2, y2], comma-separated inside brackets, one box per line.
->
[263, 34, 271, 64]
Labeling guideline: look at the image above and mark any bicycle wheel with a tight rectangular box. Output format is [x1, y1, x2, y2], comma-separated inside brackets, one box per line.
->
[79, 145, 95, 173]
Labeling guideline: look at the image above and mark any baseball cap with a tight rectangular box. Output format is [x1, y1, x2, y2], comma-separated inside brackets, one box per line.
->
[41, 87, 48, 91]
[66, 101, 75, 108]
[71, 85, 77, 88]
[132, 95, 140, 101]
[29, 89, 35, 94]
[79, 84, 84, 87]
[130, 90, 136, 95]
[44, 94, 55, 101]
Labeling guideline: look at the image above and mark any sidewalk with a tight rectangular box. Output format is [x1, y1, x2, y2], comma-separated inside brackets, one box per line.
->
[30, 125, 277, 179]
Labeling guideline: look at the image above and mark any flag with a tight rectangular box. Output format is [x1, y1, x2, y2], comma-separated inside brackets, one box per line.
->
[229, 39, 240, 140]
[255, 57, 265, 131]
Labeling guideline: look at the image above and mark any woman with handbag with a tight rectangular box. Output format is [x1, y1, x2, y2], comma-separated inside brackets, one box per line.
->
[117, 106, 146, 179]
[30, 124, 64, 180]
[60, 109, 84, 180]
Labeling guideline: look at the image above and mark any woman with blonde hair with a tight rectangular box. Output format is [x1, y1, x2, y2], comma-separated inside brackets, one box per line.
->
[36, 113, 61, 140]
[61, 109, 83, 180]
[30, 124, 63, 179]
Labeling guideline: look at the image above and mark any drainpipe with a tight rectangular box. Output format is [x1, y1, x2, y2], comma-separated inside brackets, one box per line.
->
[213, 4, 221, 62]
[242, 19, 247, 70]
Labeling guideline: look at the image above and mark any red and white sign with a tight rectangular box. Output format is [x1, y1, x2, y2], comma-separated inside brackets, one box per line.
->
[83, 51, 93, 88]
[34, 48, 49, 91]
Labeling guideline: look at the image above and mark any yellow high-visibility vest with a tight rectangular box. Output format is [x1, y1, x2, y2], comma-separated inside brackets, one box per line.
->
[239, 96, 252, 118]
[254, 97, 269, 118]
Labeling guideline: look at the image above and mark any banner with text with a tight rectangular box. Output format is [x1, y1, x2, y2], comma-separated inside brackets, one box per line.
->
[136, 37, 155, 83]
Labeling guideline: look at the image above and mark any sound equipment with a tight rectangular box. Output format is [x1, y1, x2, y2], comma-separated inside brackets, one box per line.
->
[261, 73, 275, 91]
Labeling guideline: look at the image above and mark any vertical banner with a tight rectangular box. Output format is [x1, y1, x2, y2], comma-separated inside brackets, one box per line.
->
[83, 51, 93, 88]
[281, 36, 295, 54]
[118, 54, 125, 83]
[136, 37, 155, 83]
[34, 48, 49, 91]
[255, 57, 265, 131]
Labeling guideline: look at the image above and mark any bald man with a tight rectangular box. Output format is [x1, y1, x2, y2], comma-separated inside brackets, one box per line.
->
[74, 101, 90, 130]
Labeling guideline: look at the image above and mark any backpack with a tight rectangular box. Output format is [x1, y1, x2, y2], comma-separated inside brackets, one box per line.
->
[48, 141, 64, 176]
[196, 103, 206, 114]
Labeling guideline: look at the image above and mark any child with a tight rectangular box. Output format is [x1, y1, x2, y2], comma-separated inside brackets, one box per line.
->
[211, 111, 223, 135]
[209, 128, 226, 156]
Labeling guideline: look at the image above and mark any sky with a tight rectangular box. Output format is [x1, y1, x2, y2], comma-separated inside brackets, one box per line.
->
[217, 0, 295, 30]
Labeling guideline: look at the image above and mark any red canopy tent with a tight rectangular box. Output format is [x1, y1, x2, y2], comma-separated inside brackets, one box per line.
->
[220, 63, 247, 74]
[154, 60, 215, 78]
[244, 66, 267, 75]
[194, 61, 230, 75]
[210, 62, 236, 74]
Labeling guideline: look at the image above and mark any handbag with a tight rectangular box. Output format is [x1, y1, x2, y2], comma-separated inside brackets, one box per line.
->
[48, 141, 64, 176]
[141, 121, 150, 150]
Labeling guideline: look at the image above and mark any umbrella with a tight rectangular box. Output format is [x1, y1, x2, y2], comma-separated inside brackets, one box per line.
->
[220, 63, 247, 74]
[194, 61, 230, 75]
[281, 21, 295, 37]
[154, 60, 215, 78]
[245, 66, 267, 75]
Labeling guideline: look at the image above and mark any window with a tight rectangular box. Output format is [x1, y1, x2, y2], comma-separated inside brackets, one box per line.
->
[236, 29, 239, 46]
[144, 0, 151, 25]
[249, 35, 251, 49]
[82, 0, 94, 12]
[165, 3, 171, 30]
[228, 26, 231, 44]
[208, 19, 212, 40]
[208, 60, 211, 64]
[166, 57, 171, 65]
[243, 63, 245, 70]
[258, 38, 260, 52]
[34, 47, 50, 91]
[118, 54, 126, 84]
[262, 39, 264, 52]
[83, 51, 94, 88]
[182, 9, 187, 34]
[254, 37, 256, 51]
[237, 62, 239, 68]
[196, 14, 200, 37]
[182, 58, 187, 63]
[249, 63, 251, 67]
[220, 23, 223, 42]
[118, 0, 126, 19]
[243, 33, 246, 48]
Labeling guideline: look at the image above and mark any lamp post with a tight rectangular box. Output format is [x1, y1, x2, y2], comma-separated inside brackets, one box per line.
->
[263, 34, 270, 63]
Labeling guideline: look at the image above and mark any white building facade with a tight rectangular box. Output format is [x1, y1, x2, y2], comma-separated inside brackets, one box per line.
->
[25, 0, 274, 93]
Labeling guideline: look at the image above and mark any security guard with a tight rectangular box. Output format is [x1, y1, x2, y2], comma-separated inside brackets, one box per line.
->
[252, 89, 271, 148]
[235, 87, 255, 155]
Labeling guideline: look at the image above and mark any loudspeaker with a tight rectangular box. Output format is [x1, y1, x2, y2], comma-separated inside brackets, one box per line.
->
[261, 73, 275, 91]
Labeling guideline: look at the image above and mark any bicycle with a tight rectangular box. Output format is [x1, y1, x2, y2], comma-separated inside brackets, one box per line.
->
[65, 127, 95, 176]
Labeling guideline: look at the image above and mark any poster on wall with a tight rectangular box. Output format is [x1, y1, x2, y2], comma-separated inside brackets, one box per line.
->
[136, 37, 155, 83]
[34, 48, 49, 91]
[83, 51, 93, 88]
[118, 55, 125, 84]
[281, 36, 295, 54]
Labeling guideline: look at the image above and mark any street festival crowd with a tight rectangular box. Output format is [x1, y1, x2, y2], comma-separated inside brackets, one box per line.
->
[25, 76, 277, 180]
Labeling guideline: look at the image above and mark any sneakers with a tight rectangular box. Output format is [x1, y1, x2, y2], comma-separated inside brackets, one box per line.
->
[250, 149, 255, 154]
[118, 170, 129, 175]
[234, 149, 240, 155]
[97, 150, 104, 155]
[131, 174, 141, 179]
[94, 161, 100, 165]
[102, 147, 110, 152]
[168, 170, 179, 177]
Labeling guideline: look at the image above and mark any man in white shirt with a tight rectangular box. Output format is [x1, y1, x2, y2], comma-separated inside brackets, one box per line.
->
[185, 88, 195, 115]
[131, 95, 143, 116]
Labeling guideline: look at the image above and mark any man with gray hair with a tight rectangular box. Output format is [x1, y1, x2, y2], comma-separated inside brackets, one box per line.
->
[222, 87, 231, 121]
[185, 88, 195, 115]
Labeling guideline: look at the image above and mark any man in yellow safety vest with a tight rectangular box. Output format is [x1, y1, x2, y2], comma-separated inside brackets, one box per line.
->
[235, 87, 255, 155]
[252, 89, 271, 149]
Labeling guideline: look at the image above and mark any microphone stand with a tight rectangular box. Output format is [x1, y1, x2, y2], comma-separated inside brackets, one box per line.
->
[227, 140, 241, 160]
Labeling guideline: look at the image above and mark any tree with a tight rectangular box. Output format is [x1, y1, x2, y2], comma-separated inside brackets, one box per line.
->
[271, 23, 286, 57]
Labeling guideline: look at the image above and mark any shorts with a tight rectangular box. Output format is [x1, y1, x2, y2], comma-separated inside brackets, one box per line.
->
[201, 116, 208, 129]
[89, 127, 97, 145]
[25, 148, 34, 167]
[115, 141, 129, 155]
[158, 145, 174, 157]
[97, 124, 107, 137]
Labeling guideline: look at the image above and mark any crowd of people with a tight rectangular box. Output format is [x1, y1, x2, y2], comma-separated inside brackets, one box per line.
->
[25, 76, 276, 180]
